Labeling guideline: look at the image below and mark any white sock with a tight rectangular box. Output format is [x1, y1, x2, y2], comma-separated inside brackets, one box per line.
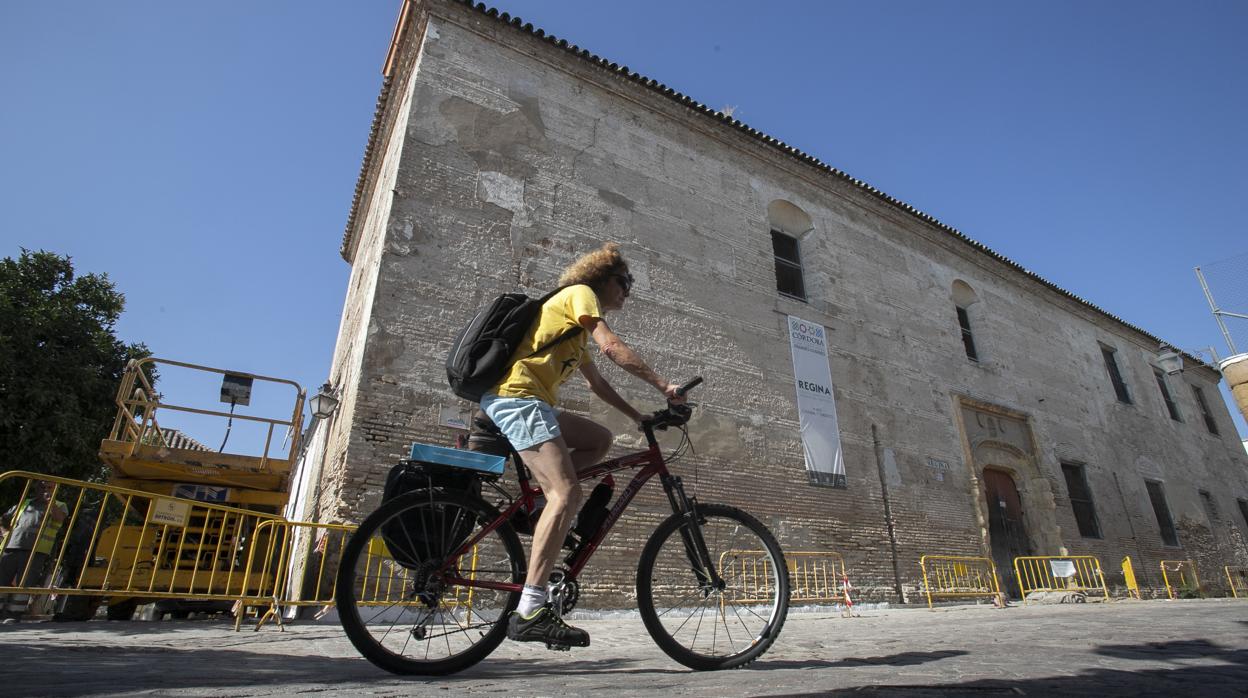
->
[517, 584, 547, 617]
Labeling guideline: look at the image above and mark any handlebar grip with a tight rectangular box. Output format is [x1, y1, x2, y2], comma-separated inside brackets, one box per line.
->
[674, 376, 703, 397]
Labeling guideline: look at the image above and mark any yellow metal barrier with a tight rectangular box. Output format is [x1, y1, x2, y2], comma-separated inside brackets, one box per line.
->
[0, 471, 281, 620]
[232, 520, 483, 631]
[719, 550, 841, 604]
[1226, 567, 1248, 599]
[1121, 556, 1141, 600]
[232, 520, 355, 630]
[787, 551, 847, 603]
[920, 555, 1002, 608]
[1160, 560, 1201, 599]
[1013, 555, 1109, 604]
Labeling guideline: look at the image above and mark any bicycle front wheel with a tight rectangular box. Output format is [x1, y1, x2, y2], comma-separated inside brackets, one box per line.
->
[335, 489, 524, 676]
[636, 503, 789, 670]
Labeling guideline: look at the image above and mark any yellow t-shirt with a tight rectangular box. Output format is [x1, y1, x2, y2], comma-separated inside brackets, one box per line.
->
[492, 285, 601, 405]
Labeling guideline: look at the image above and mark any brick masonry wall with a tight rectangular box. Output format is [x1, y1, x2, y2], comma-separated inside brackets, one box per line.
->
[315, 0, 1248, 605]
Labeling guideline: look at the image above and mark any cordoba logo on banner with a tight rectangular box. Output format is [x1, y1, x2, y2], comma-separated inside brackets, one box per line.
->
[787, 315, 847, 488]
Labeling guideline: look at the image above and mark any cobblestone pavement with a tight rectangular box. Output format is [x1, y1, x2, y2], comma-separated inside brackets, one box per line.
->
[1, 599, 1245, 696]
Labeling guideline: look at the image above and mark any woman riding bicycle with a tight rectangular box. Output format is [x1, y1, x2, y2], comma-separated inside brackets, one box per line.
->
[479, 241, 684, 648]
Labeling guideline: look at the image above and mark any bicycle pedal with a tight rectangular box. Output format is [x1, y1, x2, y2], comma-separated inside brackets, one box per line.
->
[544, 642, 572, 652]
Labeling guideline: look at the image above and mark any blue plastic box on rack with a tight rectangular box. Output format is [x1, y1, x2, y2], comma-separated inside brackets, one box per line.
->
[408, 442, 506, 476]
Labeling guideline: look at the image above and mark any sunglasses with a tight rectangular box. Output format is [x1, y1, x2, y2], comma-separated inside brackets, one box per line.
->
[612, 272, 634, 295]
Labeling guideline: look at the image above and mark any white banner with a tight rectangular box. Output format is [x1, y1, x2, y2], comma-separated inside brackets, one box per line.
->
[787, 315, 846, 488]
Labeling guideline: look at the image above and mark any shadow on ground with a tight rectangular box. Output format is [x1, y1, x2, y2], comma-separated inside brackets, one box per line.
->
[0, 640, 979, 695]
[755, 650, 968, 670]
[4, 628, 1247, 695]
[5, 619, 247, 637]
[768, 639, 1248, 697]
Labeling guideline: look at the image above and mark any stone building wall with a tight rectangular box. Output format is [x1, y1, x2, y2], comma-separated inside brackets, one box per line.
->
[313, 0, 1248, 603]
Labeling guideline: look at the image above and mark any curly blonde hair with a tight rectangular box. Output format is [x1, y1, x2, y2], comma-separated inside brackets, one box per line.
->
[558, 241, 628, 290]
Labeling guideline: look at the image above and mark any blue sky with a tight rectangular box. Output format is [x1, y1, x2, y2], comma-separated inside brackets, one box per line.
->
[3, 0, 1246, 445]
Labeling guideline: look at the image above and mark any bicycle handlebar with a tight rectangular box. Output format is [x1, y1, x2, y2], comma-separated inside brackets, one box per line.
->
[674, 376, 703, 398]
[643, 377, 703, 431]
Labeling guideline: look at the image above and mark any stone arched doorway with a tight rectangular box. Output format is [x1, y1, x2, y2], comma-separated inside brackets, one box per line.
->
[956, 398, 1062, 598]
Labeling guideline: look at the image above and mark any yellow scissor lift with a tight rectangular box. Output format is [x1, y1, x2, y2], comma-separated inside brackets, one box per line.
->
[65, 357, 306, 620]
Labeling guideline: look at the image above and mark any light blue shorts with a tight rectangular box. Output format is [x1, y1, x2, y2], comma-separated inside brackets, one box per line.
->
[480, 394, 562, 451]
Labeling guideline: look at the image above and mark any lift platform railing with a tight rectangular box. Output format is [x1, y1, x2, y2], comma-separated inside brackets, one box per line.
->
[106, 357, 305, 471]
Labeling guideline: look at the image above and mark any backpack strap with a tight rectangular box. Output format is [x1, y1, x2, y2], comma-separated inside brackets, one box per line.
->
[524, 325, 583, 360]
[521, 286, 585, 360]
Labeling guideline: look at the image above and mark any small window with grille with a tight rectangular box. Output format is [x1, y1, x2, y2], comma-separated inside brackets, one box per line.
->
[1192, 385, 1220, 435]
[1101, 345, 1132, 404]
[771, 230, 806, 300]
[1061, 463, 1101, 538]
[1153, 368, 1181, 421]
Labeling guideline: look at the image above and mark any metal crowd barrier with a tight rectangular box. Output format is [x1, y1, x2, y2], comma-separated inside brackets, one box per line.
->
[1121, 556, 1141, 600]
[1160, 560, 1201, 599]
[1226, 567, 1248, 599]
[787, 550, 848, 603]
[233, 520, 354, 630]
[233, 520, 484, 631]
[1, 471, 492, 628]
[719, 550, 843, 605]
[920, 555, 1002, 608]
[1013, 555, 1109, 603]
[0, 471, 281, 619]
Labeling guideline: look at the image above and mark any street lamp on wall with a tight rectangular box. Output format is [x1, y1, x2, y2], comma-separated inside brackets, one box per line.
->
[309, 382, 340, 420]
[1156, 344, 1221, 376]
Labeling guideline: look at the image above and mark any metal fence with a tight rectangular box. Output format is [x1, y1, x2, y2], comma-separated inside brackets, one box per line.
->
[1226, 567, 1248, 599]
[1013, 555, 1109, 603]
[718, 550, 844, 605]
[0, 472, 282, 620]
[786, 551, 849, 604]
[1121, 556, 1142, 600]
[920, 555, 1001, 608]
[1160, 560, 1202, 599]
[233, 520, 355, 630]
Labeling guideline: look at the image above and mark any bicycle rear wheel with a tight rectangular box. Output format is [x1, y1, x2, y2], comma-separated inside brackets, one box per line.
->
[636, 503, 789, 670]
[335, 489, 524, 675]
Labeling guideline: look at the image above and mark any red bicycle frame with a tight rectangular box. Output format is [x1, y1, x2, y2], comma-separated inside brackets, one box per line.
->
[442, 427, 689, 594]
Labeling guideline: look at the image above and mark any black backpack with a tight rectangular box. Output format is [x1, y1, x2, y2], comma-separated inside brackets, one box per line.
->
[445, 287, 582, 402]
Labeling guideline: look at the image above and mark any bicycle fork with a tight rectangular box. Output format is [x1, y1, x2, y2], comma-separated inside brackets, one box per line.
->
[661, 474, 724, 592]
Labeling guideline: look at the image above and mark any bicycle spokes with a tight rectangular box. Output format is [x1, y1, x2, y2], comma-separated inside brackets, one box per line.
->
[337, 492, 523, 674]
[637, 504, 789, 670]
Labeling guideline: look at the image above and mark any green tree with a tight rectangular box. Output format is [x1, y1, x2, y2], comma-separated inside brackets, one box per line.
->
[0, 250, 152, 490]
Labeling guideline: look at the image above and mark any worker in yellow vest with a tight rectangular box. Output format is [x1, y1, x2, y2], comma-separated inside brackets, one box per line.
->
[1, 481, 68, 623]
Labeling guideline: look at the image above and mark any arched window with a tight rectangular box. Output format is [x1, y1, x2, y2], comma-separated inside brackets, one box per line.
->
[951, 280, 980, 362]
[767, 200, 812, 301]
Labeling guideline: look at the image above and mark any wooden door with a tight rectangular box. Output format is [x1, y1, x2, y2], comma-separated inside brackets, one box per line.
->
[983, 468, 1031, 598]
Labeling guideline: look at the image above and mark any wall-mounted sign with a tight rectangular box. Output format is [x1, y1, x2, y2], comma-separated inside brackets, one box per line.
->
[439, 406, 470, 431]
[787, 315, 846, 488]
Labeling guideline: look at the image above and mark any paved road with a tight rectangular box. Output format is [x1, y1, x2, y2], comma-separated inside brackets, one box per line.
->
[1, 599, 1246, 696]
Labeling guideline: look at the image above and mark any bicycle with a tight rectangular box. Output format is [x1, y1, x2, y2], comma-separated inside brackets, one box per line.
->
[335, 377, 790, 675]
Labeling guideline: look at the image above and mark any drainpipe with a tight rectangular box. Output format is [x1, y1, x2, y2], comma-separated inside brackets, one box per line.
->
[872, 424, 907, 603]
